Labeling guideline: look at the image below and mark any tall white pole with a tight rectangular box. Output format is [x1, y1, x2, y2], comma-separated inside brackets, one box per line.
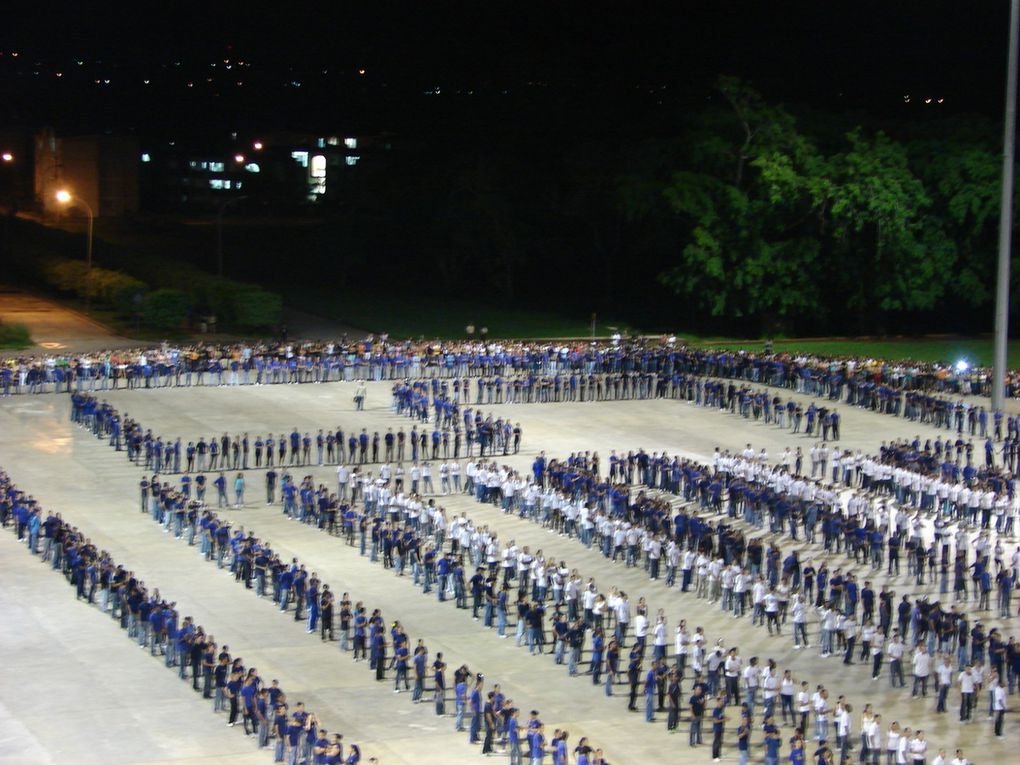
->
[993, 0, 1020, 411]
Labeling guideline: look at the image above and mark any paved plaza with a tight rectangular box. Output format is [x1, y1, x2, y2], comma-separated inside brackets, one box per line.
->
[0, 378, 1016, 764]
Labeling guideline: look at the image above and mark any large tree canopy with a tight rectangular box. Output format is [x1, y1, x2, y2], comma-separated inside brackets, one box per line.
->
[659, 76, 1006, 333]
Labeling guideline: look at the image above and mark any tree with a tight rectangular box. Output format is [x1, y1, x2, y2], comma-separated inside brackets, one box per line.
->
[826, 129, 950, 328]
[660, 77, 830, 331]
[143, 289, 190, 331]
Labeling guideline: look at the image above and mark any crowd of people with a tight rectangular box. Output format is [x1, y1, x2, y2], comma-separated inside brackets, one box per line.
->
[3, 464, 618, 765]
[69, 387, 521, 476]
[9, 333, 1020, 763]
[0, 468, 380, 765]
[115, 437, 1018, 763]
[5, 337, 1020, 429]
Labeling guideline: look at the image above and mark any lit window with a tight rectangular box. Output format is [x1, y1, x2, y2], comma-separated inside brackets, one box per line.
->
[141, 153, 151, 163]
[345, 156, 360, 166]
[327, 136, 339, 146]
[244, 163, 260, 173]
[344, 137, 357, 149]
[311, 155, 327, 178]
[291, 150, 308, 168]
[209, 179, 226, 189]
[189, 160, 198, 169]
[209, 162, 224, 172]
[317, 138, 326, 148]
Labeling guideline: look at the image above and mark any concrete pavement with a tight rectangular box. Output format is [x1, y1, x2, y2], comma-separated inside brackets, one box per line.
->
[0, 379, 1015, 764]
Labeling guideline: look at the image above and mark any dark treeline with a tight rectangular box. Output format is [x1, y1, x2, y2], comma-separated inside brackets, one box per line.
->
[241, 78, 1011, 337]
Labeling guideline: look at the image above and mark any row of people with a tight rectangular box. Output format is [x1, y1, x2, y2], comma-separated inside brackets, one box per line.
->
[0, 468, 377, 765]
[68, 390, 523, 473]
[130, 468, 1018, 762]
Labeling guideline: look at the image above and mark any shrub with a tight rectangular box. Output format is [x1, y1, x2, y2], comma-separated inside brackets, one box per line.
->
[143, 289, 190, 330]
[0, 321, 32, 349]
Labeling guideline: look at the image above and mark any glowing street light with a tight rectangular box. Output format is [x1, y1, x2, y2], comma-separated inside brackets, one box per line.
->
[1, 152, 13, 163]
[234, 153, 245, 163]
[252, 141, 263, 150]
[55, 189, 95, 312]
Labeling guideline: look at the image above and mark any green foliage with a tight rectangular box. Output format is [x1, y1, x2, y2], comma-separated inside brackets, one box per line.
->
[661, 76, 1003, 333]
[142, 289, 190, 330]
[0, 321, 32, 349]
[224, 284, 284, 330]
[41, 258, 89, 294]
[90, 270, 147, 313]
[38, 257, 148, 314]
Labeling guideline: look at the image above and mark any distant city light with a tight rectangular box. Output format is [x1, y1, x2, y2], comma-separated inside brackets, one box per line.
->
[140, 153, 151, 163]
[234, 154, 245, 163]
[253, 141, 263, 150]
[358, 68, 366, 75]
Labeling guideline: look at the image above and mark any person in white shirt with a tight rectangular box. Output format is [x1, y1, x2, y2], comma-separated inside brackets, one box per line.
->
[724, 649, 742, 705]
[633, 611, 649, 654]
[896, 727, 911, 765]
[911, 645, 931, 698]
[908, 731, 927, 765]
[791, 595, 809, 649]
[887, 722, 903, 765]
[993, 677, 1007, 737]
[950, 748, 970, 765]
[957, 662, 975, 722]
[934, 655, 953, 713]
[796, 681, 811, 733]
[652, 614, 668, 662]
[813, 687, 830, 742]
[864, 712, 882, 765]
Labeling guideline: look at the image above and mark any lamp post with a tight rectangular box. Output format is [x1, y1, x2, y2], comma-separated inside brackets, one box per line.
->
[1, 152, 14, 258]
[55, 189, 94, 313]
[993, 0, 1020, 412]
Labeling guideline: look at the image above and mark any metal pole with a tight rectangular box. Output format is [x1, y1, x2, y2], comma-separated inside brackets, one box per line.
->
[994, 0, 1020, 411]
[81, 200, 94, 314]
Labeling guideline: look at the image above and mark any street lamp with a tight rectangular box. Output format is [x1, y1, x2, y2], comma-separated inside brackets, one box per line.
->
[55, 189, 94, 313]
[1, 152, 12, 163]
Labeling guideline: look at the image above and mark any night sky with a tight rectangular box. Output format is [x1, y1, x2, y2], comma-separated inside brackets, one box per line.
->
[0, 1, 1012, 135]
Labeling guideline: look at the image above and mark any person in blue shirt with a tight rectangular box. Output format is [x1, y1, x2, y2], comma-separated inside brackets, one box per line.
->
[214, 472, 227, 508]
[763, 714, 781, 765]
[788, 733, 805, 765]
[711, 696, 728, 760]
[469, 675, 484, 743]
[506, 707, 522, 765]
[226, 669, 243, 727]
[529, 723, 545, 765]
[392, 642, 410, 692]
[644, 664, 657, 722]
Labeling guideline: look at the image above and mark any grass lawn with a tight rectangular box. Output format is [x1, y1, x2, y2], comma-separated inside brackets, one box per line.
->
[682, 337, 1020, 369]
[290, 287, 634, 340]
